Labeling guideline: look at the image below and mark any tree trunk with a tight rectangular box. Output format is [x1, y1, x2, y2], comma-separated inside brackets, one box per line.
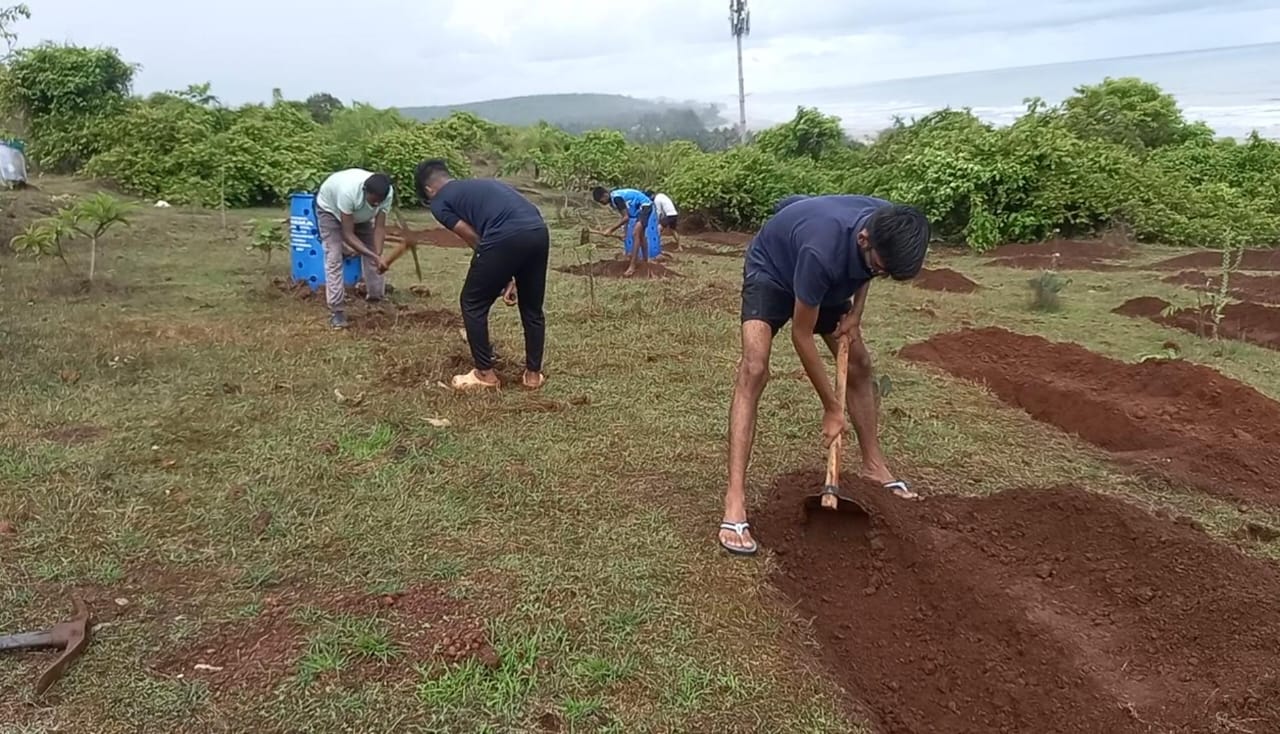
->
[89, 236, 97, 282]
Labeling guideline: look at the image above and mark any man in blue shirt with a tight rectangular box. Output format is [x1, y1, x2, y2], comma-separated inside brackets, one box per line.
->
[774, 194, 811, 213]
[380, 159, 550, 391]
[719, 195, 929, 556]
[592, 187, 653, 277]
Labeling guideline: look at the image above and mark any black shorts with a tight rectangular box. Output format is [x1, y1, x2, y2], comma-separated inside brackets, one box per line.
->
[633, 204, 653, 226]
[660, 214, 678, 230]
[740, 272, 850, 336]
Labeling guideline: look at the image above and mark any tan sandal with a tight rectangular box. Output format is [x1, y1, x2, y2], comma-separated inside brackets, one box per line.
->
[521, 371, 546, 390]
[451, 370, 499, 391]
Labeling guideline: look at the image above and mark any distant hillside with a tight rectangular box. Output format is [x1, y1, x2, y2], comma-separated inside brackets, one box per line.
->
[399, 93, 724, 130]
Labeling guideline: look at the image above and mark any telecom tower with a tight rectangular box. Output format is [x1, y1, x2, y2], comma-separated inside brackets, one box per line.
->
[729, 0, 750, 142]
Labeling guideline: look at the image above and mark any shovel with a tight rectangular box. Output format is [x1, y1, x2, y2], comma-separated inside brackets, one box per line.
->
[393, 209, 423, 282]
[805, 336, 864, 513]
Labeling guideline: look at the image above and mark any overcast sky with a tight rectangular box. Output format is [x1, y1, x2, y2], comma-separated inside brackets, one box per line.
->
[16, 0, 1280, 110]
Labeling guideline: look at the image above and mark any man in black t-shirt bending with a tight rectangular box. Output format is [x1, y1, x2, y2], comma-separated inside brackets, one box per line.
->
[380, 159, 549, 391]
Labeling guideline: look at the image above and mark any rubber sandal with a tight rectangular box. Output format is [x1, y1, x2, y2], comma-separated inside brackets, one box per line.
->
[884, 480, 919, 500]
[719, 521, 759, 556]
[521, 372, 546, 390]
[451, 370, 499, 391]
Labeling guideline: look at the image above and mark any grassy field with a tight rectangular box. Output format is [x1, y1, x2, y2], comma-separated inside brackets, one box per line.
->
[2, 179, 1279, 733]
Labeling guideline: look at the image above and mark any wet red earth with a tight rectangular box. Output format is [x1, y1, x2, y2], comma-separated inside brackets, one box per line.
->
[910, 267, 980, 293]
[984, 240, 1133, 271]
[154, 585, 498, 695]
[1151, 249, 1280, 271]
[757, 475, 1280, 734]
[1162, 271, 1280, 305]
[556, 260, 681, 279]
[900, 327, 1280, 509]
[1114, 296, 1280, 352]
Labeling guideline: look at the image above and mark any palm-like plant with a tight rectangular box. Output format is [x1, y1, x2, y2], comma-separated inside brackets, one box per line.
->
[65, 193, 136, 282]
[10, 217, 74, 274]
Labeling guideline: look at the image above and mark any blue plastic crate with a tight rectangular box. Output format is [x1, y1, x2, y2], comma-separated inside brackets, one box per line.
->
[289, 193, 362, 291]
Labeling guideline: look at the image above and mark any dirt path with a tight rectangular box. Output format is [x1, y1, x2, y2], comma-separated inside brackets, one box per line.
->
[556, 260, 681, 279]
[984, 240, 1132, 271]
[1115, 296, 1280, 351]
[900, 327, 1280, 508]
[757, 476, 1280, 734]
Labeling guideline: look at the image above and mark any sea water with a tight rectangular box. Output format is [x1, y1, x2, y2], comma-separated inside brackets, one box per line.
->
[728, 42, 1280, 140]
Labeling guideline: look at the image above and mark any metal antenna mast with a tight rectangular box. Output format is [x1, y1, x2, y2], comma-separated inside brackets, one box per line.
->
[729, 0, 750, 142]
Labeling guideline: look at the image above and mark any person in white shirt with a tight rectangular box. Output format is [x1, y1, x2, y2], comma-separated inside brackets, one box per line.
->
[314, 168, 394, 329]
[646, 190, 681, 249]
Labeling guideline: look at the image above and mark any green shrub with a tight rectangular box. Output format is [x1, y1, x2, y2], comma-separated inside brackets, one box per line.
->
[362, 124, 470, 207]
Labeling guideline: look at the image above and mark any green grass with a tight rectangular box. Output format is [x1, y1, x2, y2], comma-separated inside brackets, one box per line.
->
[2, 179, 1278, 731]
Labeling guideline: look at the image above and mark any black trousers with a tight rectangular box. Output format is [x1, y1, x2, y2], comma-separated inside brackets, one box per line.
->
[460, 227, 550, 373]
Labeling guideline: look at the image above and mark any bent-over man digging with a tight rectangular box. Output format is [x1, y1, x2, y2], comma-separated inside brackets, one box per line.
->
[719, 195, 929, 556]
[592, 187, 653, 277]
[315, 168, 394, 329]
[380, 159, 549, 391]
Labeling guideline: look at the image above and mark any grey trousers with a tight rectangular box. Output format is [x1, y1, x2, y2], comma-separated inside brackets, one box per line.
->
[317, 210, 386, 312]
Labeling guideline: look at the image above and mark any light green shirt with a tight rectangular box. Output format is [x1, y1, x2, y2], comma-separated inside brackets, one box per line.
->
[316, 168, 393, 224]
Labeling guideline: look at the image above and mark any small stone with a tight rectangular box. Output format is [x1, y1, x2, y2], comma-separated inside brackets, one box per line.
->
[114, 597, 129, 607]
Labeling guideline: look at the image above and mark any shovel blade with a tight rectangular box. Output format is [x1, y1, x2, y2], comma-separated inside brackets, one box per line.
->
[803, 487, 867, 514]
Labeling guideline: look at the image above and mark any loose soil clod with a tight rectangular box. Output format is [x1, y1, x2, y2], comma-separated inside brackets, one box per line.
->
[556, 260, 681, 279]
[1114, 296, 1280, 351]
[757, 474, 1280, 734]
[900, 326, 1280, 508]
[910, 267, 980, 293]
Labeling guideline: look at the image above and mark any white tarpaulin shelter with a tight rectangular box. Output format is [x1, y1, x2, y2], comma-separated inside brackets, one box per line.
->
[0, 143, 28, 185]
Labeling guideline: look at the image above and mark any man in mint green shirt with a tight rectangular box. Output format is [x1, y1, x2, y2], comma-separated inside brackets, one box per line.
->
[315, 168, 394, 329]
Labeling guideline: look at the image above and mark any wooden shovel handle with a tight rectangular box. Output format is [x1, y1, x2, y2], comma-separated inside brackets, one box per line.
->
[824, 336, 850, 487]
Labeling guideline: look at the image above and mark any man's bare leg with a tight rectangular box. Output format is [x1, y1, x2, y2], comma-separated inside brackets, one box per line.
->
[722, 321, 775, 551]
[624, 221, 642, 277]
[823, 335, 894, 484]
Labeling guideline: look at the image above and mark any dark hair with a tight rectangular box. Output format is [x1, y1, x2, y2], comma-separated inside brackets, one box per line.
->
[866, 205, 929, 280]
[363, 173, 392, 200]
[414, 159, 451, 201]
[643, 190, 655, 199]
[591, 186, 609, 203]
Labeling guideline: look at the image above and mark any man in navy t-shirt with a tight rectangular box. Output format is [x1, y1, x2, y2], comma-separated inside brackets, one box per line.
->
[719, 195, 929, 556]
[380, 159, 550, 391]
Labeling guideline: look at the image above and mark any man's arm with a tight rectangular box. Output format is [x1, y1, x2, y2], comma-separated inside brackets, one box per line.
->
[835, 281, 871, 343]
[341, 213, 379, 259]
[792, 301, 844, 447]
[603, 213, 629, 235]
[372, 211, 387, 255]
[450, 220, 480, 249]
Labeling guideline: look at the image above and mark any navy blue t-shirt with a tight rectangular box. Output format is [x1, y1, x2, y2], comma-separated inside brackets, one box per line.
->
[429, 179, 546, 248]
[744, 195, 885, 307]
[774, 194, 811, 213]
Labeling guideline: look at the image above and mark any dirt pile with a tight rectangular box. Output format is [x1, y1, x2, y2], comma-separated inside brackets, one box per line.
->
[386, 225, 467, 249]
[1114, 296, 1280, 351]
[900, 327, 1280, 508]
[556, 260, 681, 279]
[756, 476, 1280, 734]
[985, 240, 1132, 271]
[1151, 249, 1280, 271]
[686, 230, 752, 247]
[1162, 270, 1280, 305]
[910, 267, 979, 293]
[353, 305, 462, 332]
[155, 585, 497, 694]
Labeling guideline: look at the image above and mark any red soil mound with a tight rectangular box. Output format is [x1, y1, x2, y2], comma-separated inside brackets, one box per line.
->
[386, 225, 467, 249]
[910, 267, 979, 293]
[985, 254, 1125, 271]
[757, 477, 1280, 734]
[1151, 249, 1280, 271]
[900, 327, 1280, 508]
[556, 260, 681, 279]
[1114, 296, 1280, 351]
[1162, 270, 1280, 305]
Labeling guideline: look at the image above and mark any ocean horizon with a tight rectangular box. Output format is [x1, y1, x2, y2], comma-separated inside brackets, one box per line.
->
[723, 42, 1280, 140]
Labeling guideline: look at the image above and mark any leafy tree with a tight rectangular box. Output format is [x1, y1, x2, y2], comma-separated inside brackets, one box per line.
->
[1, 43, 135, 170]
[305, 92, 344, 124]
[753, 107, 847, 161]
[62, 193, 135, 282]
[1060, 77, 1211, 154]
[0, 3, 28, 58]
[362, 124, 470, 207]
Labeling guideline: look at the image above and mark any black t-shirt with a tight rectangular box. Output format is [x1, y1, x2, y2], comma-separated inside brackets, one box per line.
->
[429, 179, 546, 248]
